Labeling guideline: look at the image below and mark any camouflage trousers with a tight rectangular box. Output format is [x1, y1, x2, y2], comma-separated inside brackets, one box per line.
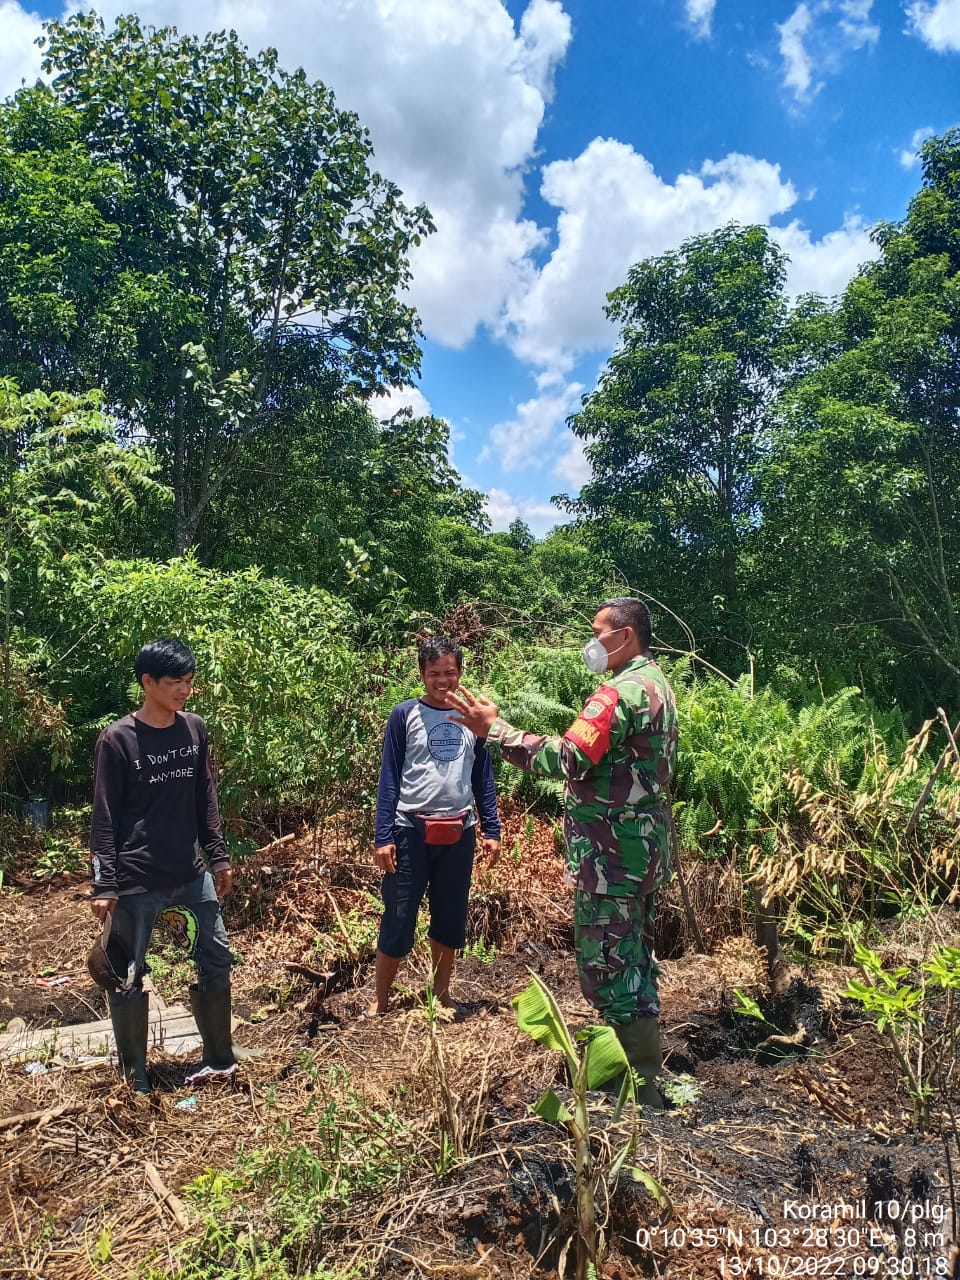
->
[573, 889, 660, 1024]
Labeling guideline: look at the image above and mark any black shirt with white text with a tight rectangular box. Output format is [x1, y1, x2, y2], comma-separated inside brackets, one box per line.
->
[90, 711, 229, 897]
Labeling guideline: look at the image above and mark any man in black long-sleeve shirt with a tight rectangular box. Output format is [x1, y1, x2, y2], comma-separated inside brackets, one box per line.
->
[90, 638, 237, 1093]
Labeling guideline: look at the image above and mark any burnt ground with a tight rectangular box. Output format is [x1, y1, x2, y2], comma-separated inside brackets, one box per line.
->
[1, 813, 959, 1280]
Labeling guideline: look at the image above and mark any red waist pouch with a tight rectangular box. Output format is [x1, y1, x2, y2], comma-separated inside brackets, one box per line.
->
[421, 814, 466, 845]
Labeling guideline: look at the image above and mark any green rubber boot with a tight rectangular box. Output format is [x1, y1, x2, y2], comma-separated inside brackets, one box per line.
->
[110, 992, 151, 1094]
[615, 1017, 663, 1110]
[186, 985, 239, 1083]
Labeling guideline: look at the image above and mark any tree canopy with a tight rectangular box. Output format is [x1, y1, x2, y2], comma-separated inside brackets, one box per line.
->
[756, 129, 960, 708]
[4, 15, 960, 810]
[564, 224, 790, 663]
[4, 14, 433, 553]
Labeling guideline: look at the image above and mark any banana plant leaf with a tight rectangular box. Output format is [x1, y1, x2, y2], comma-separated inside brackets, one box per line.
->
[624, 1166, 673, 1219]
[512, 973, 577, 1076]
[576, 1024, 630, 1090]
[513, 973, 631, 1089]
[532, 1087, 573, 1125]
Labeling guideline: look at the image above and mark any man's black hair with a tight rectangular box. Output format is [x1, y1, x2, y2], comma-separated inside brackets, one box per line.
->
[417, 636, 463, 672]
[135, 638, 196, 686]
[598, 597, 652, 650]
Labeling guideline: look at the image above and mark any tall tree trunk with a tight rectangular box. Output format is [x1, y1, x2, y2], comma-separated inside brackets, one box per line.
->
[0, 431, 15, 808]
[175, 509, 197, 556]
[173, 378, 188, 555]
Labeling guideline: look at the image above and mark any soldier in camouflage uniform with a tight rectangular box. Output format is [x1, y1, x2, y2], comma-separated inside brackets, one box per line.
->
[446, 597, 677, 1106]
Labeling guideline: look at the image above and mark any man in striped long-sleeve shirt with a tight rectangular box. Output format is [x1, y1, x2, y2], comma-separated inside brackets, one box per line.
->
[369, 636, 501, 1017]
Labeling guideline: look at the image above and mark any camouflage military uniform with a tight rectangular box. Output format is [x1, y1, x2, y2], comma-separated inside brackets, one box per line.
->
[487, 656, 677, 1024]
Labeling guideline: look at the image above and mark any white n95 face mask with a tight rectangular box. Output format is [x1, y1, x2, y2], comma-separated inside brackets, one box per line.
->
[581, 629, 625, 674]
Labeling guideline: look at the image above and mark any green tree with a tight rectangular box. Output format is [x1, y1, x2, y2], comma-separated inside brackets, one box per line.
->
[530, 526, 611, 609]
[364, 414, 488, 611]
[0, 379, 166, 796]
[0, 379, 166, 612]
[23, 13, 432, 554]
[201, 396, 382, 586]
[756, 130, 960, 711]
[564, 224, 790, 663]
[506, 517, 534, 553]
[0, 89, 132, 392]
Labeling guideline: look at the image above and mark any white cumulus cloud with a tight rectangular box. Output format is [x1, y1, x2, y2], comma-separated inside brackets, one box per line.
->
[906, 0, 960, 51]
[484, 487, 564, 535]
[516, 0, 575, 96]
[772, 215, 877, 298]
[0, 1, 45, 98]
[484, 367, 592, 495]
[499, 139, 797, 372]
[482, 207, 875, 481]
[685, 0, 716, 39]
[485, 376, 584, 472]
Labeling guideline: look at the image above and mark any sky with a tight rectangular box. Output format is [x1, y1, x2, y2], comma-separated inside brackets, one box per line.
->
[2, 0, 959, 535]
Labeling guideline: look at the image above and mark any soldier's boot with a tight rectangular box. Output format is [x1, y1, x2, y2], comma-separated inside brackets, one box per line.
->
[615, 1016, 664, 1110]
[110, 992, 151, 1095]
[186, 985, 239, 1084]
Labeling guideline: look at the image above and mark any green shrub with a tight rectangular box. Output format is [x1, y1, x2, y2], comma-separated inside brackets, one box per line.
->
[671, 675, 910, 853]
[40, 555, 375, 823]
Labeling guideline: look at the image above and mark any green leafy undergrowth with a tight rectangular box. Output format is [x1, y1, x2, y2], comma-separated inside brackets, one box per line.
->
[479, 642, 600, 809]
[672, 675, 910, 857]
[844, 941, 960, 1132]
[41, 554, 375, 822]
[142, 1064, 414, 1280]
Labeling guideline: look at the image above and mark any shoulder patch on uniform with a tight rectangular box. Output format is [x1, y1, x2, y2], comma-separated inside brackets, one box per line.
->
[564, 685, 620, 765]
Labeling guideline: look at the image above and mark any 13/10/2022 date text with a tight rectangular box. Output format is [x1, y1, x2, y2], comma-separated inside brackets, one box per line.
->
[717, 1256, 950, 1276]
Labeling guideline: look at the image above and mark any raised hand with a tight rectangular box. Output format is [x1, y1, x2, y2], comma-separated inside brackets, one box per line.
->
[444, 686, 498, 738]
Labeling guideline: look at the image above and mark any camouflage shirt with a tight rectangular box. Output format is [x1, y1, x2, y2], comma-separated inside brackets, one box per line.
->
[487, 655, 678, 897]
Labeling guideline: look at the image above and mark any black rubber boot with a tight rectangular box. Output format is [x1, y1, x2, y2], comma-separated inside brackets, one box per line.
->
[615, 1017, 664, 1109]
[187, 985, 238, 1082]
[110, 992, 151, 1094]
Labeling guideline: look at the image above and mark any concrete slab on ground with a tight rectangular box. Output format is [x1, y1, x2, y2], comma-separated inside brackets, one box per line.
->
[0, 993, 206, 1064]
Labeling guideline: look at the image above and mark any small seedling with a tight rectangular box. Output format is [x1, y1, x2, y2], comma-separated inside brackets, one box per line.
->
[514, 972, 671, 1280]
[732, 989, 766, 1021]
[844, 942, 960, 1131]
[662, 1074, 701, 1108]
[463, 938, 498, 965]
[93, 1227, 113, 1264]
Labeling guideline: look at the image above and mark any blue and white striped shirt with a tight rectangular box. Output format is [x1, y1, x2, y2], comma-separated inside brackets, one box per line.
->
[374, 698, 501, 846]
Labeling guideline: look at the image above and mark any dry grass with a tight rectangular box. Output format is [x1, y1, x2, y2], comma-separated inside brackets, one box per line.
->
[0, 810, 573, 1279]
[2, 810, 957, 1279]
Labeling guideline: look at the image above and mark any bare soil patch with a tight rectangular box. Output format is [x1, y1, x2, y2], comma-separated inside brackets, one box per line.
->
[1, 815, 958, 1279]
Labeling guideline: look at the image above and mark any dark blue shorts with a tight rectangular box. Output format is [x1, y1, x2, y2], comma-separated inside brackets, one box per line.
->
[377, 823, 476, 957]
